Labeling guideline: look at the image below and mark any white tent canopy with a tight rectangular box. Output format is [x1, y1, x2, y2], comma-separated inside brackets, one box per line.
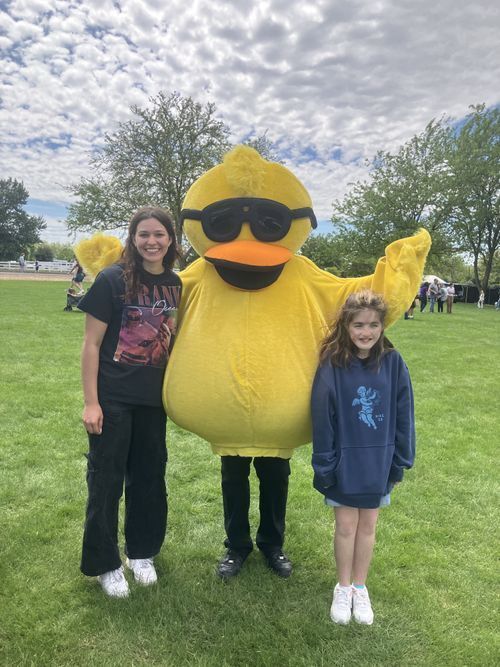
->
[423, 274, 449, 285]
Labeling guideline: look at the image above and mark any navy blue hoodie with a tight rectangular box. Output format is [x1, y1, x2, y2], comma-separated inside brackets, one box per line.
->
[311, 350, 415, 508]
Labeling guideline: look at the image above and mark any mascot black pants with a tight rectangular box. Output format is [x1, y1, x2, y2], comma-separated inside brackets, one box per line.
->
[221, 456, 291, 554]
[80, 400, 167, 577]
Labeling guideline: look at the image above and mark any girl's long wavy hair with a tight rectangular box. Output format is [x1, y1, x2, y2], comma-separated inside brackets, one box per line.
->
[121, 207, 180, 300]
[319, 289, 394, 368]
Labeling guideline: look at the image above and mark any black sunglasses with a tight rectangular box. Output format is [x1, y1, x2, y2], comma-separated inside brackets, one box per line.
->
[180, 197, 317, 243]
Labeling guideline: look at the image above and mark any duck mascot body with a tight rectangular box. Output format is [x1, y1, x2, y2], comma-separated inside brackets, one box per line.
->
[163, 145, 431, 578]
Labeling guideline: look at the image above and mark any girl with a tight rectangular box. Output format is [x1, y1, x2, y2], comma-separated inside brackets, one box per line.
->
[70, 259, 86, 294]
[79, 207, 182, 598]
[311, 290, 415, 625]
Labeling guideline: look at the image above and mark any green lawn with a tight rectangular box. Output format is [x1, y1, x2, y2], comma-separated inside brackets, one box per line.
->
[0, 280, 498, 666]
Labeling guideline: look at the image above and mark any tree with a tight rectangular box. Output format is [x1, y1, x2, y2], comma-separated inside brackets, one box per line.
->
[0, 179, 46, 260]
[445, 105, 499, 290]
[301, 232, 382, 277]
[33, 243, 54, 261]
[243, 131, 283, 163]
[67, 92, 231, 265]
[480, 250, 500, 286]
[44, 242, 75, 262]
[331, 119, 453, 269]
[424, 253, 473, 284]
[29, 242, 74, 261]
[331, 105, 499, 288]
[300, 233, 340, 272]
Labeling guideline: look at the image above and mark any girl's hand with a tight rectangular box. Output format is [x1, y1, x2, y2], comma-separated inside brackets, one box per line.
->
[83, 403, 103, 435]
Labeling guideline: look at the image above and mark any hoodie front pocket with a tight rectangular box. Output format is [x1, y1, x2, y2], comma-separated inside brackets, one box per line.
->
[312, 451, 342, 489]
[336, 444, 394, 496]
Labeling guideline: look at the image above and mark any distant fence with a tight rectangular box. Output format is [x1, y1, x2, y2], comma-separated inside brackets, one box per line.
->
[0, 260, 73, 273]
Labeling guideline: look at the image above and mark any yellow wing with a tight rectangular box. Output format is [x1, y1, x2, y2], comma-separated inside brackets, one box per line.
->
[74, 233, 123, 278]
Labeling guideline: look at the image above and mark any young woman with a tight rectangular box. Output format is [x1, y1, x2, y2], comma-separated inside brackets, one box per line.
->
[311, 290, 415, 625]
[79, 207, 182, 598]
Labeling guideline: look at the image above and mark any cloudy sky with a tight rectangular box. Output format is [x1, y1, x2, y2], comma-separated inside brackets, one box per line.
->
[1, 0, 499, 244]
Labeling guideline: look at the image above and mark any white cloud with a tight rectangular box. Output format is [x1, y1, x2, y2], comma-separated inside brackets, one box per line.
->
[0, 0, 498, 243]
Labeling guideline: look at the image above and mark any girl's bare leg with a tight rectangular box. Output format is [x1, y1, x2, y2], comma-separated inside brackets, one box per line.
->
[333, 507, 359, 586]
[352, 508, 379, 585]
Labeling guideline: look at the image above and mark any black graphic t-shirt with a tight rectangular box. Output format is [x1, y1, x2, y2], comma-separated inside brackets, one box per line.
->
[79, 263, 182, 407]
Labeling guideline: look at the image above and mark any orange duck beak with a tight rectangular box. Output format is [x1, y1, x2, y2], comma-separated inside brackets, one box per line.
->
[204, 240, 292, 290]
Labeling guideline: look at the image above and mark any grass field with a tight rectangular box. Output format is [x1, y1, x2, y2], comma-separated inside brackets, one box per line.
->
[0, 280, 498, 666]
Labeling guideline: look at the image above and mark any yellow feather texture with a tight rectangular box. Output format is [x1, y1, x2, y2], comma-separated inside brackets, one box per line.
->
[371, 228, 432, 327]
[223, 145, 267, 196]
[74, 233, 123, 277]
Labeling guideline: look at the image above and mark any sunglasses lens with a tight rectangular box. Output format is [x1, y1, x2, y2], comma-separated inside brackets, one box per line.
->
[253, 205, 289, 241]
[204, 206, 240, 241]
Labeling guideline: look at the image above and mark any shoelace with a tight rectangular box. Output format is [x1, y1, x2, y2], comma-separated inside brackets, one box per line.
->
[353, 588, 370, 608]
[335, 588, 352, 608]
[135, 558, 154, 570]
[109, 567, 125, 582]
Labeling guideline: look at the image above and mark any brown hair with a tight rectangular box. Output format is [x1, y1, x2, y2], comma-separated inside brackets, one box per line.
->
[121, 207, 180, 300]
[319, 289, 394, 368]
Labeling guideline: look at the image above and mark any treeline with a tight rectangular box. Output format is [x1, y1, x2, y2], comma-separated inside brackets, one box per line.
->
[3, 91, 498, 287]
[67, 93, 498, 288]
[303, 104, 499, 290]
[0, 178, 74, 261]
[0, 179, 46, 261]
[66, 92, 279, 267]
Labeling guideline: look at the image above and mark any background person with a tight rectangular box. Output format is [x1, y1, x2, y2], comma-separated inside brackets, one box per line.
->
[70, 260, 86, 294]
[428, 279, 439, 313]
[478, 290, 485, 309]
[404, 296, 416, 320]
[78, 207, 181, 598]
[437, 283, 447, 313]
[446, 284, 455, 313]
[311, 290, 415, 626]
[418, 282, 429, 312]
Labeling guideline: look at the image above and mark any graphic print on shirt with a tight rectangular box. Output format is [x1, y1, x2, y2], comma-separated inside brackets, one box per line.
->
[352, 386, 384, 430]
[113, 283, 180, 368]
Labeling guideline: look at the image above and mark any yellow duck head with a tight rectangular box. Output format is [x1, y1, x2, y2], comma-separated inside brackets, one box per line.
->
[181, 145, 317, 290]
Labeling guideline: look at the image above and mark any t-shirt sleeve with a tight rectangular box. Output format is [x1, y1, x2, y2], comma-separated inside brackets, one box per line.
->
[78, 271, 114, 324]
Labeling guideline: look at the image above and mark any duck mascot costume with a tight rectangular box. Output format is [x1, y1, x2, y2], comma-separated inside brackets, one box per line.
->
[162, 145, 431, 579]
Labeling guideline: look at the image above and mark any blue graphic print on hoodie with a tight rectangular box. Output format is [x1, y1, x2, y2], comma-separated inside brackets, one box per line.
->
[311, 350, 415, 509]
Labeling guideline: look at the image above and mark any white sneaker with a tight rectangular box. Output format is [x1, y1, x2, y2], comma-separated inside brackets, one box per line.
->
[126, 557, 157, 585]
[330, 583, 353, 624]
[352, 585, 374, 625]
[97, 566, 129, 598]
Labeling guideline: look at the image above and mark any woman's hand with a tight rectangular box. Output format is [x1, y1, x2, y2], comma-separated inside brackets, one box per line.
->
[81, 314, 108, 435]
[83, 403, 103, 435]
